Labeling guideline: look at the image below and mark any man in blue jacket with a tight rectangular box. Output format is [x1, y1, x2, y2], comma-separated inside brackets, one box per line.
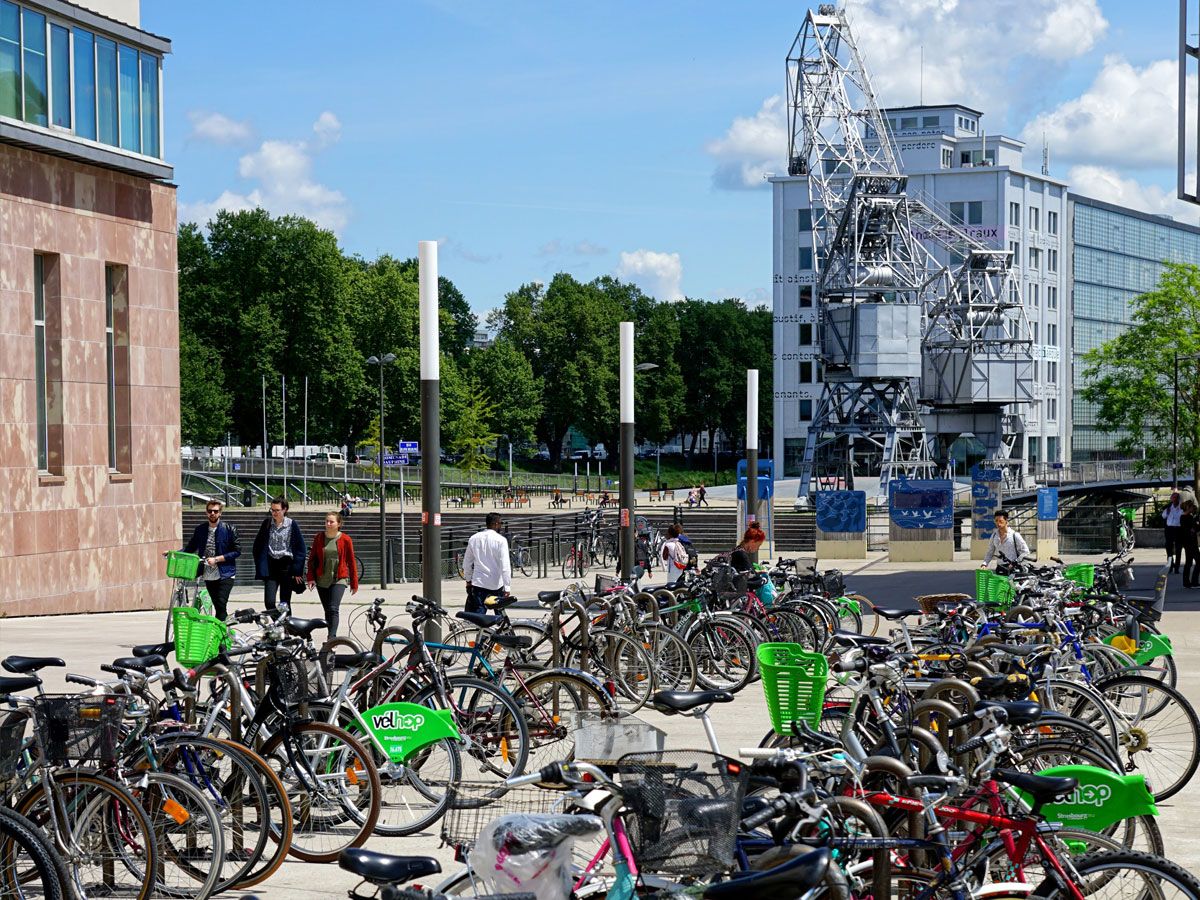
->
[183, 500, 241, 621]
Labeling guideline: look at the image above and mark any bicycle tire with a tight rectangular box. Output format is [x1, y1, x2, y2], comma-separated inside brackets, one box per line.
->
[562, 629, 654, 712]
[132, 770, 225, 900]
[1033, 849, 1200, 899]
[14, 769, 160, 900]
[409, 676, 531, 784]
[640, 624, 699, 692]
[515, 546, 532, 577]
[508, 668, 615, 771]
[259, 720, 382, 863]
[0, 805, 69, 900]
[685, 618, 757, 693]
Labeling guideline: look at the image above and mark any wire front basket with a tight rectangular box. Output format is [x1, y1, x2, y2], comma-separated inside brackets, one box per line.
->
[0, 709, 30, 784]
[616, 750, 748, 876]
[32, 695, 127, 766]
[440, 781, 576, 850]
[264, 653, 311, 708]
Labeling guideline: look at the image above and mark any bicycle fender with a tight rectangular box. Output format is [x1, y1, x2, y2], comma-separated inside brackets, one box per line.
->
[358, 701, 460, 763]
[527, 667, 618, 710]
[1017, 764, 1158, 831]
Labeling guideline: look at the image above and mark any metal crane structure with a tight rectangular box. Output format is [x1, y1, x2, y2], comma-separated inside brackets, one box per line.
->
[788, 4, 1033, 505]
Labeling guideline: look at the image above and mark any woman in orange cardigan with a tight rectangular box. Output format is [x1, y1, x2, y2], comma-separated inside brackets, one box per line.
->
[307, 511, 359, 636]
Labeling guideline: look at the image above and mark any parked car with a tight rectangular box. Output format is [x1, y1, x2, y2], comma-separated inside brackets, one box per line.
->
[308, 452, 347, 467]
[569, 449, 591, 461]
[592, 444, 609, 461]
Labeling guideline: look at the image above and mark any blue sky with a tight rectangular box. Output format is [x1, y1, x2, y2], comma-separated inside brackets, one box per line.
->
[144, 0, 1186, 318]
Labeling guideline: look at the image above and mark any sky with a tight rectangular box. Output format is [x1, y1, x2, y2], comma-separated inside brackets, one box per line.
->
[143, 0, 1192, 319]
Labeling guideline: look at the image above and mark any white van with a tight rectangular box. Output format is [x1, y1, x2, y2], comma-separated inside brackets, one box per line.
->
[308, 451, 347, 468]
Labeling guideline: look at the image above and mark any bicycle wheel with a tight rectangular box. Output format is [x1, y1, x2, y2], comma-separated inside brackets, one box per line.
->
[15, 770, 159, 900]
[515, 546, 532, 577]
[259, 720, 382, 863]
[685, 618, 757, 693]
[0, 805, 70, 900]
[564, 629, 654, 713]
[1094, 673, 1200, 801]
[132, 771, 224, 900]
[507, 668, 615, 771]
[1035, 849, 1200, 899]
[640, 624, 699, 692]
[454, 551, 466, 579]
[409, 676, 530, 784]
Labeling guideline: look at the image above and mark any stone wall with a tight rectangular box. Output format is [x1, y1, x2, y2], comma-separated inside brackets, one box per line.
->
[0, 145, 179, 616]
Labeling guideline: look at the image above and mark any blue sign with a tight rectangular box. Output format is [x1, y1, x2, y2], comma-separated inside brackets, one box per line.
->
[397, 441, 419, 452]
[736, 459, 775, 500]
[1038, 487, 1059, 521]
[233, 463, 241, 471]
[971, 469, 1002, 541]
[816, 491, 867, 533]
[383, 454, 410, 466]
[889, 478, 954, 530]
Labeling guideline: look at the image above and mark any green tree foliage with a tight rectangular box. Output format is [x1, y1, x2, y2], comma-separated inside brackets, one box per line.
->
[178, 329, 229, 444]
[445, 376, 499, 473]
[1081, 262, 1200, 484]
[469, 338, 543, 448]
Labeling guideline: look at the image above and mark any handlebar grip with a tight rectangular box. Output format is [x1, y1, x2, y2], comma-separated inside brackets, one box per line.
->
[832, 656, 866, 674]
[948, 713, 976, 729]
[66, 673, 98, 687]
[99, 664, 125, 676]
[234, 608, 257, 623]
[953, 734, 989, 755]
[741, 795, 791, 830]
[739, 748, 783, 759]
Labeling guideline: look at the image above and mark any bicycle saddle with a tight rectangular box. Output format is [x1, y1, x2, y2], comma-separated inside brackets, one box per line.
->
[337, 848, 441, 885]
[975, 699, 1043, 725]
[490, 632, 533, 650]
[703, 847, 831, 900]
[284, 617, 327, 639]
[456, 611, 503, 628]
[650, 690, 734, 714]
[831, 630, 888, 646]
[483, 595, 519, 612]
[132, 642, 174, 658]
[485, 812, 602, 853]
[111, 655, 167, 671]
[873, 606, 922, 620]
[537, 590, 562, 605]
[0, 674, 42, 694]
[3, 655, 64, 674]
[330, 651, 383, 670]
[994, 769, 1077, 806]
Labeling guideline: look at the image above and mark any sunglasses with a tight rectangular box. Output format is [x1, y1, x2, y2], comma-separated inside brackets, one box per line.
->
[207, 510, 221, 515]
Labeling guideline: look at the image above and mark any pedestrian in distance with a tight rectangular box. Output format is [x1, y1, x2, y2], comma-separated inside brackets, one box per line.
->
[730, 524, 767, 572]
[698, 483, 709, 507]
[252, 496, 307, 612]
[982, 508, 1030, 574]
[307, 510, 359, 636]
[1164, 492, 1184, 574]
[463, 512, 511, 614]
[1180, 498, 1199, 590]
[340, 494, 353, 518]
[550, 488, 564, 509]
[182, 499, 240, 621]
[661, 523, 689, 587]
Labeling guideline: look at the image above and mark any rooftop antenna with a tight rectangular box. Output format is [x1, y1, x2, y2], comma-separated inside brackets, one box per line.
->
[1042, 130, 1050, 176]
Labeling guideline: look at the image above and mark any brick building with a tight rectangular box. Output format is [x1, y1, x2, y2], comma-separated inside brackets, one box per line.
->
[0, 0, 176, 616]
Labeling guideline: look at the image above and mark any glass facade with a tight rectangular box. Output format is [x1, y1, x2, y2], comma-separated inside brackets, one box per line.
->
[1070, 197, 1200, 458]
[0, 0, 162, 158]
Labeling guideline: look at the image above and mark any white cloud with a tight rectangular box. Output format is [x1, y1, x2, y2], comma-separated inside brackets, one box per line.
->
[187, 111, 253, 145]
[437, 236, 496, 264]
[574, 240, 607, 256]
[616, 249, 684, 302]
[706, 0, 1108, 189]
[1022, 57, 1190, 170]
[1066, 165, 1200, 223]
[178, 111, 350, 233]
[705, 96, 787, 190]
[537, 239, 562, 257]
[536, 238, 609, 257]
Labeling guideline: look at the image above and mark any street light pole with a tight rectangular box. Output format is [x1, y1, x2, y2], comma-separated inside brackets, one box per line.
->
[1174, 352, 1180, 492]
[746, 368, 759, 563]
[419, 241, 442, 636]
[619, 322, 635, 581]
[367, 352, 397, 589]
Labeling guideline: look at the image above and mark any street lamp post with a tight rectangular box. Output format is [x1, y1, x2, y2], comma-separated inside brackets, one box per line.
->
[1174, 352, 1200, 491]
[746, 369, 759, 563]
[367, 352, 397, 589]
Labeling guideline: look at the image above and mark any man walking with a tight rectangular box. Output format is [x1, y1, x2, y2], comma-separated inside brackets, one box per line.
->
[1165, 492, 1184, 574]
[183, 500, 241, 621]
[463, 512, 511, 613]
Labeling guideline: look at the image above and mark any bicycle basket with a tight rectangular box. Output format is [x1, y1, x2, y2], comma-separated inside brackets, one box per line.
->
[756, 643, 829, 735]
[822, 570, 845, 597]
[0, 709, 30, 784]
[595, 574, 619, 595]
[574, 711, 666, 766]
[171, 606, 230, 667]
[616, 750, 748, 876]
[264, 652, 310, 707]
[1111, 561, 1135, 589]
[165, 550, 202, 580]
[711, 566, 748, 596]
[32, 695, 127, 766]
[441, 781, 577, 850]
[1063, 564, 1095, 588]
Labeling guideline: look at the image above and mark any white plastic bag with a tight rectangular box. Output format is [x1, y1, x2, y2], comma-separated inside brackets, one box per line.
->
[467, 813, 602, 900]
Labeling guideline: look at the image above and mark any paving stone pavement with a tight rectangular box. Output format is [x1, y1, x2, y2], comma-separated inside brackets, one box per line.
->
[3, 556, 1200, 896]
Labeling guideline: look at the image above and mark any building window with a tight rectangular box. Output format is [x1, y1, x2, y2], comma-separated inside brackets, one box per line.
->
[1048, 436, 1058, 461]
[800, 361, 813, 382]
[21, 7, 46, 126]
[1047, 285, 1058, 309]
[117, 43, 138, 152]
[49, 23, 68, 128]
[1033, 322, 1039, 343]
[1047, 322, 1057, 345]
[799, 246, 813, 270]
[797, 208, 812, 232]
[33, 254, 48, 470]
[798, 286, 813, 308]
[0, 1, 17, 118]
[799, 399, 813, 421]
[1029, 283, 1039, 306]
[1047, 361, 1057, 383]
[941, 147, 952, 168]
[96, 35, 117, 145]
[1028, 207, 1039, 231]
[33, 253, 62, 475]
[1029, 247, 1041, 270]
[922, 115, 940, 127]
[139, 51, 158, 157]
[1009, 202, 1020, 227]
[948, 201, 983, 226]
[1008, 281, 1019, 304]
[1047, 248, 1058, 272]
[950, 202, 964, 224]
[1047, 398, 1057, 421]
[800, 323, 813, 345]
[73, 27, 95, 139]
[1029, 436, 1040, 466]
[900, 116, 917, 129]
[960, 151, 972, 165]
[1009, 241, 1020, 265]
[105, 264, 132, 473]
[1047, 210, 1058, 235]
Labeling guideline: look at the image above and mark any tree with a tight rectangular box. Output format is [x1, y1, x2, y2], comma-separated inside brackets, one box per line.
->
[469, 338, 543, 449]
[445, 376, 499, 473]
[395, 258, 477, 360]
[179, 330, 229, 445]
[1081, 261, 1200, 485]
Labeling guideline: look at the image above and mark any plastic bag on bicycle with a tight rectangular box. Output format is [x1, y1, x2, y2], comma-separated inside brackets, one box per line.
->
[467, 813, 602, 900]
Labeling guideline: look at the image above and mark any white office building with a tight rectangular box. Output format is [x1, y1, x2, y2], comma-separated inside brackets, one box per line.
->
[771, 104, 1069, 477]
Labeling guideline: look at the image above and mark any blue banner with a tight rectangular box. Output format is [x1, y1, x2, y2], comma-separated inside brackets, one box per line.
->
[1038, 487, 1059, 521]
[971, 471, 1002, 541]
[816, 490, 867, 533]
[889, 479, 954, 530]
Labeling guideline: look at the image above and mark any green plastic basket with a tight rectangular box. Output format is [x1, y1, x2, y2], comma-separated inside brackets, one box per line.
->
[757, 643, 829, 736]
[975, 568, 991, 602]
[171, 607, 230, 667]
[165, 551, 202, 580]
[1063, 564, 1095, 588]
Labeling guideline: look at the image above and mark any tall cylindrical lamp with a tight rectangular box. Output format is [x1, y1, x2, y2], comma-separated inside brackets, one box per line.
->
[746, 368, 759, 563]
[619, 322, 635, 580]
[419, 241, 441, 630]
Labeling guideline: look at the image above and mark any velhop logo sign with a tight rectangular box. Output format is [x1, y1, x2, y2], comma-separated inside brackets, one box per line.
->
[360, 702, 460, 763]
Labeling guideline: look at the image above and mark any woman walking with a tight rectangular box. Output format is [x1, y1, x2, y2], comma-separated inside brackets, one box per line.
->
[252, 496, 307, 612]
[730, 524, 767, 572]
[307, 511, 359, 636]
[661, 523, 689, 586]
[1181, 499, 1199, 590]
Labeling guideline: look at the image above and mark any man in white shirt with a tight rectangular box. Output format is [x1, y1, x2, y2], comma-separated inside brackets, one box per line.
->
[983, 508, 1030, 571]
[463, 512, 512, 613]
[1165, 492, 1183, 573]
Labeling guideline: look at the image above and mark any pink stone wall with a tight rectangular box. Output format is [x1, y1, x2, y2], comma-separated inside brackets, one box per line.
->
[0, 145, 180, 617]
